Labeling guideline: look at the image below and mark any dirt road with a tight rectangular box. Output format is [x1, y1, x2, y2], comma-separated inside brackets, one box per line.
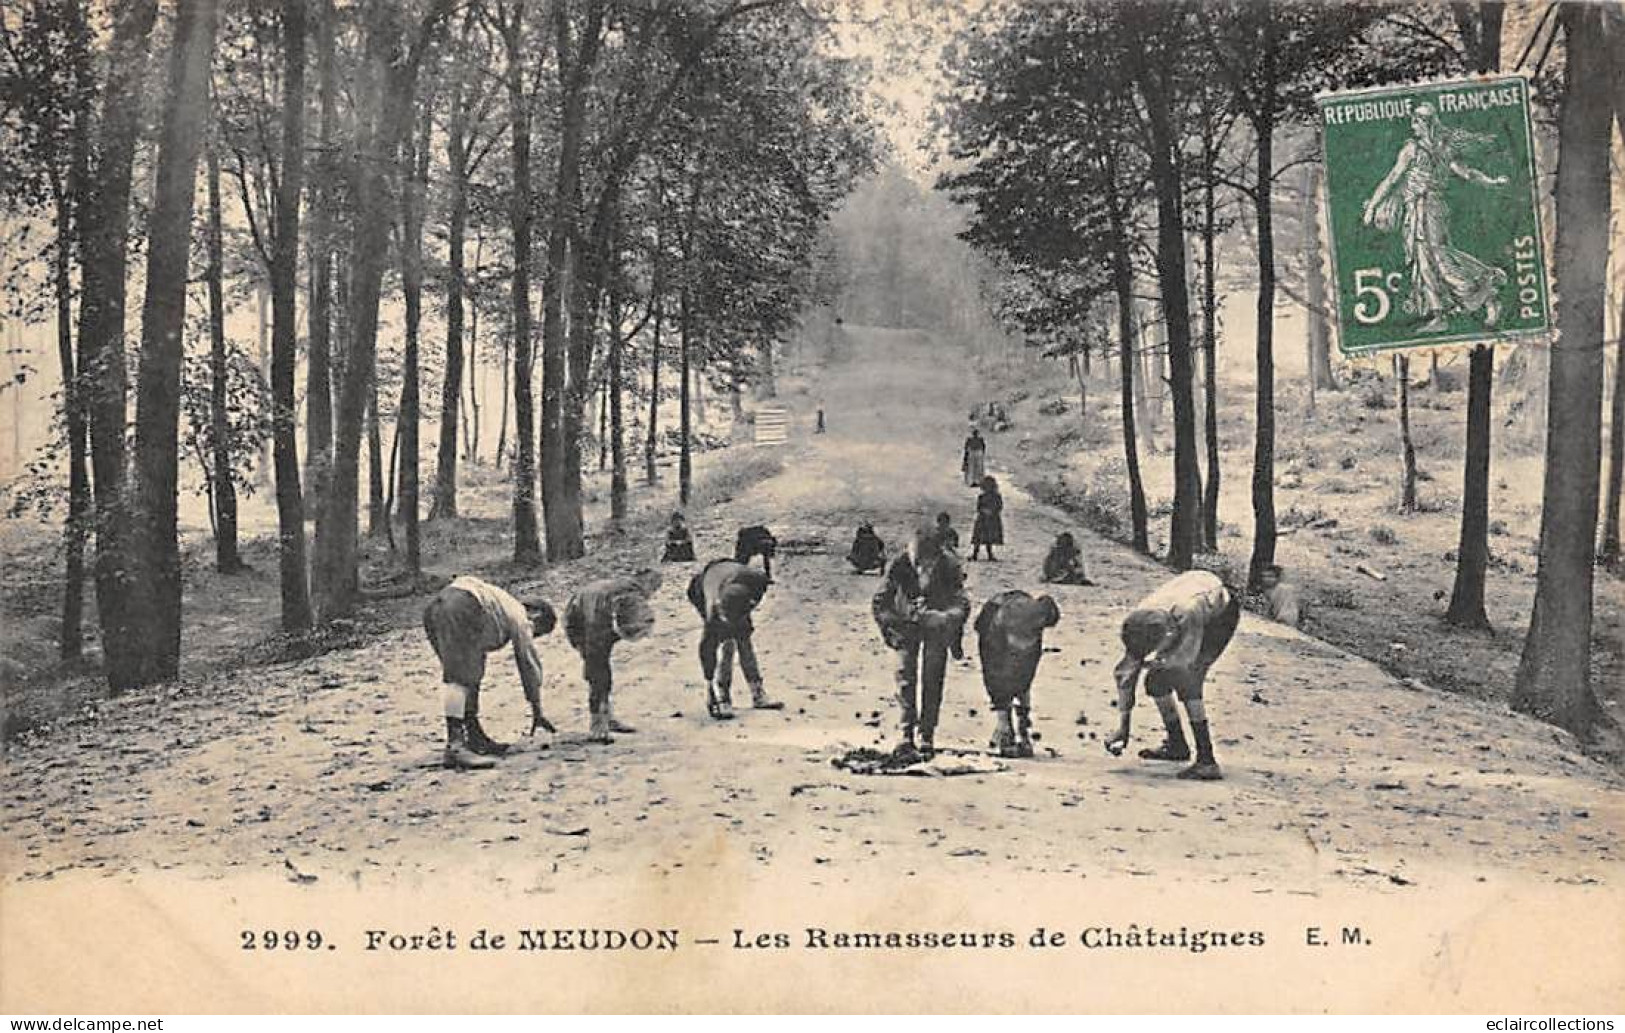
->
[4, 326, 1620, 897]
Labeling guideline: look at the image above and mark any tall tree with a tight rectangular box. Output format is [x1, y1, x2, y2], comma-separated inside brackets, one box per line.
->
[76, 0, 157, 688]
[310, 0, 454, 619]
[269, 0, 312, 630]
[1444, 0, 1505, 629]
[1514, 3, 1614, 737]
[125, 0, 221, 686]
[304, 0, 338, 501]
[205, 116, 243, 574]
[493, 0, 543, 562]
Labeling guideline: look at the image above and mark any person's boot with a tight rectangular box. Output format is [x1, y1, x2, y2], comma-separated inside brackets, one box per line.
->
[989, 709, 1017, 757]
[607, 704, 637, 734]
[587, 710, 614, 745]
[919, 727, 936, 760]
[444, 717, 496, 770]
[893, 723, 919, 762]
[1178, 721, 1223, 780]
[463, 713, 511, 756]
[707, 683, 736, 721]
[749, 681, 785, 710]
[1013, 706, 1035, 758]
[1139, 708, 1192, 761]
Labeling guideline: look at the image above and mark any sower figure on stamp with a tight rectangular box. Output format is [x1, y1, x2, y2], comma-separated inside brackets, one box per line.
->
[687, 558, 783, 720]
[423, 576, 559, 770]
[563, 568, 661, 743]
[1104, 570, 1241, 781]
[975, 590, 1060, 758]
[872, 526, 970, 760]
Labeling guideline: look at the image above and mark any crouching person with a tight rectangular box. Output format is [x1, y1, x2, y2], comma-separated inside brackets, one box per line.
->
[1104, 570, 1240, 781]
[1042, 532, 1093, 585]
[687, 558, 782, 719]
[872, 527, 969, 759]
[975, 591, 1060, 758]
[662, 512, 696, 563]
[564, 568, 662, 743]
[847, 522, 886, 574]
[423, 575, 558, 770]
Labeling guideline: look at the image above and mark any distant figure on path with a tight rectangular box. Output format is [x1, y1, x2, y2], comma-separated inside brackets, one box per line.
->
[422, 576, 558, 769]
[935, 511, 960, 553]
[687, 558, 782, 719]
[815, 407, 826, 434]
[734, 524, 778, 582]
[1042, 531, 1093, 585]
[847, 522, 887, 574]
[1104, 570, 1240, 781]
[1258, 564, 1302, 628]
[662, 512, 696, 562]
[872, 526, 970, 759]
[970, 475, 1004, 562]
[975, 590, 1061, 758]
[563, 569, 661, 743]
[962, 427, 987, 486]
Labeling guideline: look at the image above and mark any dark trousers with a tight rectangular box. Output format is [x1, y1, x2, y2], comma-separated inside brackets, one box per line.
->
[700, 622, 762, 692]
[582, 640, 615, 715]
[896, 637, 950, 737]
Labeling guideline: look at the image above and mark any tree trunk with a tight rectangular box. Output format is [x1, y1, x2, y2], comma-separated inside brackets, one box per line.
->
[504, 2, 542, 562]
[79, 0, 157, 689]
[1396, 355, 1418, 513]
[609, 256, 628, 524]
[397, 102, 428, 575]
[540, 2, 603, 562]
[1244, 26, 1279, 589]
[1444, 0, 1502, 628]
[430, 35, 471, 521]
[646, 287, 662, 486]
[126, 0, 219, 687]
[367, 384, 386, 537]
[1303, 165, 1337, 393]
[1201, 162, 1220, 552]
[1446, 345, 1496, 626]
[51, 165, 90, 660]
[680, 259, 694, 508]
[304, 0, 337, 501]
[255, 286, 271, 491]
[1107, 150, 1150, 554]
[205, 126, 242, 574]
[1601, 293, 1625, 569]
[1140, 60, 1202, 570]
[269, 0, 312, 630]
[1514, 3, 1611, 737]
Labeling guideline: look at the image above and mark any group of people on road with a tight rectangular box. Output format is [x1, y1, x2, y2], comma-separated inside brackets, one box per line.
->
[420, 417, 1264, 782]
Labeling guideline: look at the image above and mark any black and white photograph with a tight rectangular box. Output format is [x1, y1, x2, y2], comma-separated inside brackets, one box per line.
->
[0, 0, 1621, 1017]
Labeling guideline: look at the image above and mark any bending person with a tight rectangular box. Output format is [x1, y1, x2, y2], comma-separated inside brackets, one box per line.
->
[1104, 570, 1240, 781]
[563, 568, 661, 743]
[423, 576, 558, 770]
[688, 558, 783, 719]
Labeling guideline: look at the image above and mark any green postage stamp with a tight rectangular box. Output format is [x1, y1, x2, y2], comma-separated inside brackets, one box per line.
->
[1317, 75, 1550, 356]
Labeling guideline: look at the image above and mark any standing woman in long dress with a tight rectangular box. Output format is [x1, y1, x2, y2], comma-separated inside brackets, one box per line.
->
[970, 475, 1004, 562]
[962, 427, 987, 486]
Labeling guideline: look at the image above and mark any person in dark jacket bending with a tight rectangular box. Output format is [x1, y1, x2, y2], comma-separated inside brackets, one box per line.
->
[688, 558, 784, 720]
[563, 568, 661, 743]
[975, 590, 1061, 757]
[1041, 531, 1093, 585]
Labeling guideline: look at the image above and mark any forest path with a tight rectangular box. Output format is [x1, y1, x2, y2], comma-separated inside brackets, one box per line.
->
[3, 326, 1622, 901]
